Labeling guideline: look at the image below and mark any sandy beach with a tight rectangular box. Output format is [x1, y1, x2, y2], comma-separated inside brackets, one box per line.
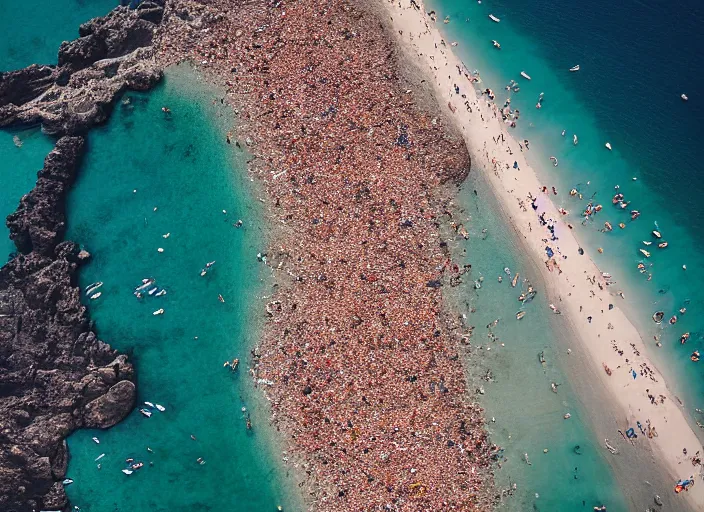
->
[383, 0, 704, 508]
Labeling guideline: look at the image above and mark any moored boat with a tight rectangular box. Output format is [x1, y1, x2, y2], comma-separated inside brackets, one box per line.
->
[516, 311, 526, 320]
[639, 249, 651, 258]
[570, 65, 580, 72]
[605, 142, 612, 150]
[489, 14, 500, 22]
[658, 241, 668, 248]
[682, 93, 689, 101]
[492, 40, 501, 49]
[155, 404, 166, 412]
[520, 71, 531, 80]
[652, 230, 662, 238]
[90, 292, 102, 300]
[85, 282, 103, 295]
[153, 308, 164, 316]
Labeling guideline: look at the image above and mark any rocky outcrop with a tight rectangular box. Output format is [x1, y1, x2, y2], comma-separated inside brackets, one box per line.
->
[0, 138, 137, 512]
[0, 4, 165, 135]
[6, 137, 84, 256]
[0, 3, 169, 509]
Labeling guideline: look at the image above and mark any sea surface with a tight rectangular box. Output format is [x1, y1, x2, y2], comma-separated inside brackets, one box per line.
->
[61, 65, 299, 511]
[0, 0, 118, 259]
[429, 0, 704, 508]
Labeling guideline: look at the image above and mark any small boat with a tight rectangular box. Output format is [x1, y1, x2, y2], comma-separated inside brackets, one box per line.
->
[153, 308, 164, 316]
[155, 289, 167, 297]
[148, 287, 158, 295]
[492, 40, 501, 49]
[95, 453, 105, 461]
[669, 315, 678, 325]
[144, 401, 155, 408]
[605, 142, 612, 150]
[551, 382, 558, 393]
[504, 267, 511, 276]
[511, 273, 519, 287]
[474, 279, 482, 290]
[680, 307, 687, 315]
[155, 404, 166, 412]
[85, 282, 103, 295]
[549, 303, 561, 314]
[139, 408, 152, 418]
[489, 14, 500, 22]
[652, 230, 662, 238]
[692, 350, 700, 362]
[520, 71, 531, 80]
[657, 242, 668, 248]
[538, 351, 546, 364]
[573, 134, 578, 145]
[218, 294, 225, 303]
[122, 469, 133, 475]
[131, 462, 144, 470]
[570, 65, 580, 72]
[90, 292, 102, 300]
[516, 311, 526, 320]
[639, 249, 651, 258]
[642, 241, 652, 246]
[92, 437, 100, 444]
[518, 293, 526, 301]
[682, 93, 688, 101]
[652, 311, 664, 323]
[487, 318, 499, 329]
[135, 278, 155, 291]
[680, 332, 690, 344]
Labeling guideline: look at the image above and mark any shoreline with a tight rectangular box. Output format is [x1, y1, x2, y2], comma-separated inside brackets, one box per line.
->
[156, 0, 500, 508]
[382, 0, 704, 509]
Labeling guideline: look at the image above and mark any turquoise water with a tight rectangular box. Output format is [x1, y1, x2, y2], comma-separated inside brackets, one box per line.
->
[0, 0, 118, 71]
[430, 0, 704, 412]
[0, 128, 55, 261]
[430, 0, 704, 507]
[449, 174, 628, 511]
[0, 0, 118, 259]
[63, 66, 299, 511]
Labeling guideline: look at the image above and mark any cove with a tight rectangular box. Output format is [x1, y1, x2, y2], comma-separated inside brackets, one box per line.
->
[64, 65, 300, 511]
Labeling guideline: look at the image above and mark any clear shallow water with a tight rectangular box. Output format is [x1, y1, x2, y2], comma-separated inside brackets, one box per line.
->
[0, 0, 118, 71]
[0, 128, 55, 261]
[428, 0, 704, 418]
[64, 66, 298, 511]
[450, 174, 627, 512]
[426, 0, 704, 507]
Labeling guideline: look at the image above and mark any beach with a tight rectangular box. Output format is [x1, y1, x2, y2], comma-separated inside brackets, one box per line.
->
[382, 0, 704, 509]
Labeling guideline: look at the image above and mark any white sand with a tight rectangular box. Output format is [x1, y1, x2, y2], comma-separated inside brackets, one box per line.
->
[381, 0, 704, 507]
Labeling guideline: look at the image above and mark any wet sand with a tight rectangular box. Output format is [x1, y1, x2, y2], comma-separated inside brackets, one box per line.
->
[382, 0, 704, 509]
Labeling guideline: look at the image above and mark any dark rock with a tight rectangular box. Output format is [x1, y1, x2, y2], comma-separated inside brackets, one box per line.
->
[303, 385, 312, 395]
[426, 279, 442, 288]
[6, 137, 84, 256]
[0, 5, 164, 135]
[83, 380, 136, 428]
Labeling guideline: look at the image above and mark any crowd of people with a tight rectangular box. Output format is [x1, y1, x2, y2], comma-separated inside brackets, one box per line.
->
[154, 0, 498, 509]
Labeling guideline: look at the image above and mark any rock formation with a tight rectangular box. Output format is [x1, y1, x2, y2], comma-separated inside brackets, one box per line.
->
[0, 3, 168, 510]
[0, 2, 165, 135]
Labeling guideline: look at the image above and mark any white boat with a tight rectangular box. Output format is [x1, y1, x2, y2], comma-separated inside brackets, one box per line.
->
[492, 40, 501, 49]
[90, 292, 102, 300]
[573, 134, 578, 145]
[605, 142, 612, 150]
[652, 230, 662, 238]
[570, 65, 580, 72]
[153, 308, 164, 316]
[681, 93, 688, 101]
[122, 469, 133, 475]
[155, 289, 167, 297]
[62, 478, 74, 486]
[135, 279, 155, 291]
[520, 71, 531, 80]
[144, 401, 155, 408]
[489, 14, 500, 22]
[640, 249, 651, 258]
[139, 408, 152, 418]
[85, 282, 103, 295]
[642, 241, 652, 246]
[92, 437, 100, 444]
[95, 453, 105, 461]
[148, 287, 158, 296]
[155, 404, 166, 412]
[516, 311, 526, 320]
